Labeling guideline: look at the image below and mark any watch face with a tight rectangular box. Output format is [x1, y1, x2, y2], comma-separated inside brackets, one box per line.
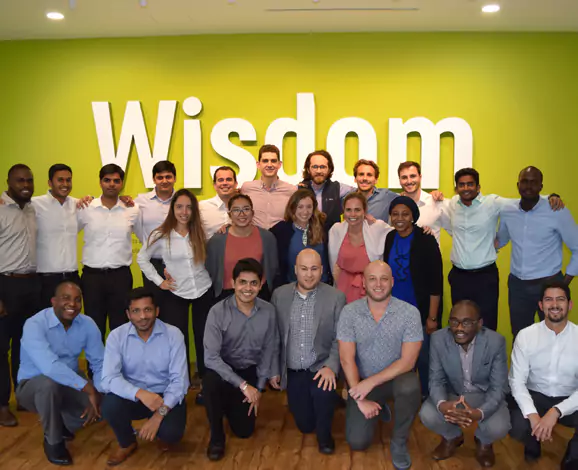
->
[159, 406, 168, 416]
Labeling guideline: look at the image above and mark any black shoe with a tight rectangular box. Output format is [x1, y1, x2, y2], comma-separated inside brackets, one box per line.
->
[62, 426, 75, 442]
[561, 445, 578, 470]
[43, 438, 73, 466]
[524, 441, 541, 463]
[318, 438, 335, 455]
[207, 443, 225, 461]
[195, 392, 204, 406]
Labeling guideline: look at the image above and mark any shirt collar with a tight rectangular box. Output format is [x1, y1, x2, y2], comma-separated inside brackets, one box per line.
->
[457, 192, 483, 208]
[366, 187, 380, 200]
[127, 319, 164, 338]
[1, 191, 31, 208]
[92, 196, 123, 210]
[261, 178, 280, 190]
[517, 197, 545, 212]
[212, 194, 228, 209]
[47, 190, 70, 205]
[294, 285, 318, 300]
[457, 335, 477, 352]
[417, 190, 432, 206]
[148, 188, 174, 203]
[230, 295, 260, 317]
[47, 308, 80, 329]
[541, 319, 572, 337]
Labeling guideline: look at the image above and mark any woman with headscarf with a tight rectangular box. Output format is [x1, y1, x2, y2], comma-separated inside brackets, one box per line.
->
[383, 195, 443, 399]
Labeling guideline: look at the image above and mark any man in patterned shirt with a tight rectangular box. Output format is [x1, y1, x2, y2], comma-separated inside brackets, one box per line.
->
[338, 260, 423, 470]
[269, 249, 346, 454]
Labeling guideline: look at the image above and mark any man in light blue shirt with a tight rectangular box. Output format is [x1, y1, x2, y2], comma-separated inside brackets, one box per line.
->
[497, 166, 578, 337]
[16, 280, 104, 466]
[353, 159, 398, 222]
[101, 287, 189, 466]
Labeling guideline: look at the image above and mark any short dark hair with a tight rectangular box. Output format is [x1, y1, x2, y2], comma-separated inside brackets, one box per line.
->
[54, 279, 82, 297]
[232, 258, 263, 282]
[258, 144, 280, 161]
[302, 150, 335, 181]
[213, 166, 238, 184]
[227, 193, 253, 211]
[99, 163, 125, 181]
[454, 167, 479, 186]
[397, 161, 421, 176]
[449, 300, 481, 319]
[541, 280, 571, 301]
[152, 160, 176, 178]
[48, 164, 73, 181]
[126, 287, 157, 310]
[8, 164, 32, 179]
[353, 159, 380, 179]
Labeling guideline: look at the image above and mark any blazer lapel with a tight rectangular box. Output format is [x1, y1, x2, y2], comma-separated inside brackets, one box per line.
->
[312, 286, 322, 339]
[445, 330, 463, 391]
[471, 330, 486, 383]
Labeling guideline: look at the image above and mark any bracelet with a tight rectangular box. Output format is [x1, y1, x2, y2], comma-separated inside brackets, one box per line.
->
[240, 381, 248, 392]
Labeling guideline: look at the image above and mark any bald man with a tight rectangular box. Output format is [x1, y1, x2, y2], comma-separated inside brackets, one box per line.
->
[337, 261, 422, 470]
[497, 166, 578, 337]
[270, 249, 346, 454]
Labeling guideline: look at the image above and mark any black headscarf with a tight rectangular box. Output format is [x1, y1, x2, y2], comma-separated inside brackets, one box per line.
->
[388, 195, 420, 224]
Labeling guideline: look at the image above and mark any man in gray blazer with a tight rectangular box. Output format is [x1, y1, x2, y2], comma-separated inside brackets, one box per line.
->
[269, 249, 346, 455]
[419, 300, 510, 468]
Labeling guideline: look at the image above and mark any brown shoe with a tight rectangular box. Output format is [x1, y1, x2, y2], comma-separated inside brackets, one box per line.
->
[107, 442, 137, 466]
[475, 437, 495, 467]
[0, 406, 17, 427]
[157, 439, 170, 452]
[431, 435, 464, 460]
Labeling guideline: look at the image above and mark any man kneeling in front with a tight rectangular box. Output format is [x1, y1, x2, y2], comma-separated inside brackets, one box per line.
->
[101, 288, 189, 466]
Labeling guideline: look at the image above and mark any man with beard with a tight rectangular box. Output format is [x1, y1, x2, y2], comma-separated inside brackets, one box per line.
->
[199, 165, 237, 239]
[16, 281, 104, 466]
[101, 288, 189, 466]
[203, 258, 277, 461]
[269, 249, 346, 454]
[77, 164, 140, 340]
[241, 145, 296, 230]
[337, 261, 422, 470]
[0, 163, 41, 427]
[509, 281, 578, 469]
[419, 300, 510, 467]
[497, 166, 578, 338]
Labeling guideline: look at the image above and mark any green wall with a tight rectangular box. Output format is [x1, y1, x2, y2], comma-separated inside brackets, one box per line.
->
[1, 32, 577, 354]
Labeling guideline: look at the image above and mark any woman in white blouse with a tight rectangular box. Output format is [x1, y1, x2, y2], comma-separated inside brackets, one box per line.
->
[137, 188, 212, 396]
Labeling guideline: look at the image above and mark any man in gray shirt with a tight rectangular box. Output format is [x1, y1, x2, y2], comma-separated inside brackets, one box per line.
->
[419, 300, 510, 468]
[203, 258, 277, 462]
[338, 260, 422, 470]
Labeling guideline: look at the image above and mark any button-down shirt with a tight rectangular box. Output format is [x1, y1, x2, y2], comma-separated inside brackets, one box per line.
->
[497, 198, 578, 280]
[366, 187, 399, 223]
[199, 194, 230, 239]
[458, 337, 483, 393]
[415, 190, 443, 244]
[101, 319, 189, 409]
[287, 288, 318, 370]
[337, 297, 423, 379]
[509, 320, 578, 418]
[441, 193, 507, 270]
[77, 197, 140, 269]
[240, 179, 297, 229]
[0, 192, 36, 274]
[134, 189, 173, 245]
[204, 296, 277, 389]
[137, 230, 212, 300]
[18, 308, 105, 392]
[32, 192, 79, 273]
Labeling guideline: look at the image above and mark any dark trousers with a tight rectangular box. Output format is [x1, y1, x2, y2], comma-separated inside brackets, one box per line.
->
[508, 391, 578, 460]
[286, 369, 336, 445]
[0, 275, 41, 406]
[101, 393, 187, 448]
[39, 271, 81, 309]
[203, 366, 257, 446]
[508, 272, 564, 339]
[416, 326, 431, 397]
[449, 263, 499, 331]
[81, 266, 132, 340]
[159, 287, 213, 379]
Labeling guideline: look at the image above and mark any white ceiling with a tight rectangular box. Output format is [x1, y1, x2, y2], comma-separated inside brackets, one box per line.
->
[1, 0, 577, 40]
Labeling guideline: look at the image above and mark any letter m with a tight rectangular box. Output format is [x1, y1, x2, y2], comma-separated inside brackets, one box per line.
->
[92, 101, 177, 188]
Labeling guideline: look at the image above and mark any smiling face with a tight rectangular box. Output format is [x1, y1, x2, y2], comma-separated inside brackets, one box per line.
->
[449, 302, 482, 346]
[455, 175, 480, 204]
[363, 261, 394, 302]
[257, 152, 282, 179]
[355, 164, 377, 193]
[343, 196, 365, 227]
[52, 282, 82, 326]
[398, 166, 422, 195]
[540, 287, 572, 325]
[174, 194, 193, 227]
[153, 171, 175, 195]
[48, 170, 72, 200]
[295, 249, 323, 292]
[126, 296, 159, 334]
[293, 196, 314, 227]
[99, 172, 123, 199]
[7, 167, 34, 204]
[309, 154, 330, 185]
[233, 271, 262, 306]
[214, 169, 238, 198]
[390, 203, 414, 236]
[229, 196, 253, 228]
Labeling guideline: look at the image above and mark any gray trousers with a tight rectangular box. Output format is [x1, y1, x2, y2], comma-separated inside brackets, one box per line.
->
[419, 393, 511, 445]
[16, 375, 90, 445]
[345, 371, 421, 451]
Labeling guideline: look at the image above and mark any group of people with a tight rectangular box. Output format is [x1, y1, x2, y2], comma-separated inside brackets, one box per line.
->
[1, 144, 577, 470]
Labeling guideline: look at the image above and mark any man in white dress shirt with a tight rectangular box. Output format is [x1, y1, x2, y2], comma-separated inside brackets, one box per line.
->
[509, 280, 578, 469]
[199, 166, 237, 239]
[77, 164, 140, 339]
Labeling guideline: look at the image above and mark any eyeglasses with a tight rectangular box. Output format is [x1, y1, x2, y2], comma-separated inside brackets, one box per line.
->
[230, 207, 252, 215]
[448, 318, 478, 328]
[310, 165, 328, 171]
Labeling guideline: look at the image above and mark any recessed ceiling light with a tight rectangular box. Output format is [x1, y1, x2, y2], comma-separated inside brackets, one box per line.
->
[46, 11, 65, 20]
[482, 4, 500, 13]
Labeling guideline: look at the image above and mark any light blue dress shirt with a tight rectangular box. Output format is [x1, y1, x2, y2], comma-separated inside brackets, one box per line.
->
[18, 308, 105, 391]
[366, 187, 399, 222]
[134, 189, 174, 246]
[497, 198, 578, 279]
[101, 319, 189, 409]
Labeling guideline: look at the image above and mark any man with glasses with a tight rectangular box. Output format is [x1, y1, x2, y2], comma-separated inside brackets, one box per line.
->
[419, 300, 510, 467]
[205, 194, 278, 302]
[200, 166, 237, 239]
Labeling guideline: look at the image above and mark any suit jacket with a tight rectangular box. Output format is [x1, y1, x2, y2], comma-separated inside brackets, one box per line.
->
[429, 327, 509, 419]
[270, 282, 346, 390]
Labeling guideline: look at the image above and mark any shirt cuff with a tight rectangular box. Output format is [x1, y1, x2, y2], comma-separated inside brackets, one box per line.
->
[478, 408, 485, 421]
[162, 393, 179, 410]
[257, 377, 266, 390]
[436, 400, 446, 412]
[521, 403, 539, 419]
[555, 400, 573, 418]
[127, 384, 141, 402]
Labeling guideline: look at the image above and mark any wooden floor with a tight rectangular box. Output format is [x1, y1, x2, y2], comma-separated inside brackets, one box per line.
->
[0, 390, 572, 470]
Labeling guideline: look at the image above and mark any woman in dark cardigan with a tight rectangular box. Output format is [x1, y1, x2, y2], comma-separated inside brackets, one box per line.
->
[383, 195, 443, 399]
[270, 189, 330, 288]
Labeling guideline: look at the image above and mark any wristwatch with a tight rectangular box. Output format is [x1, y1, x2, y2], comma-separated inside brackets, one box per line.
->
[158, 405, 169, 417]
[240, 381, 249, 392]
